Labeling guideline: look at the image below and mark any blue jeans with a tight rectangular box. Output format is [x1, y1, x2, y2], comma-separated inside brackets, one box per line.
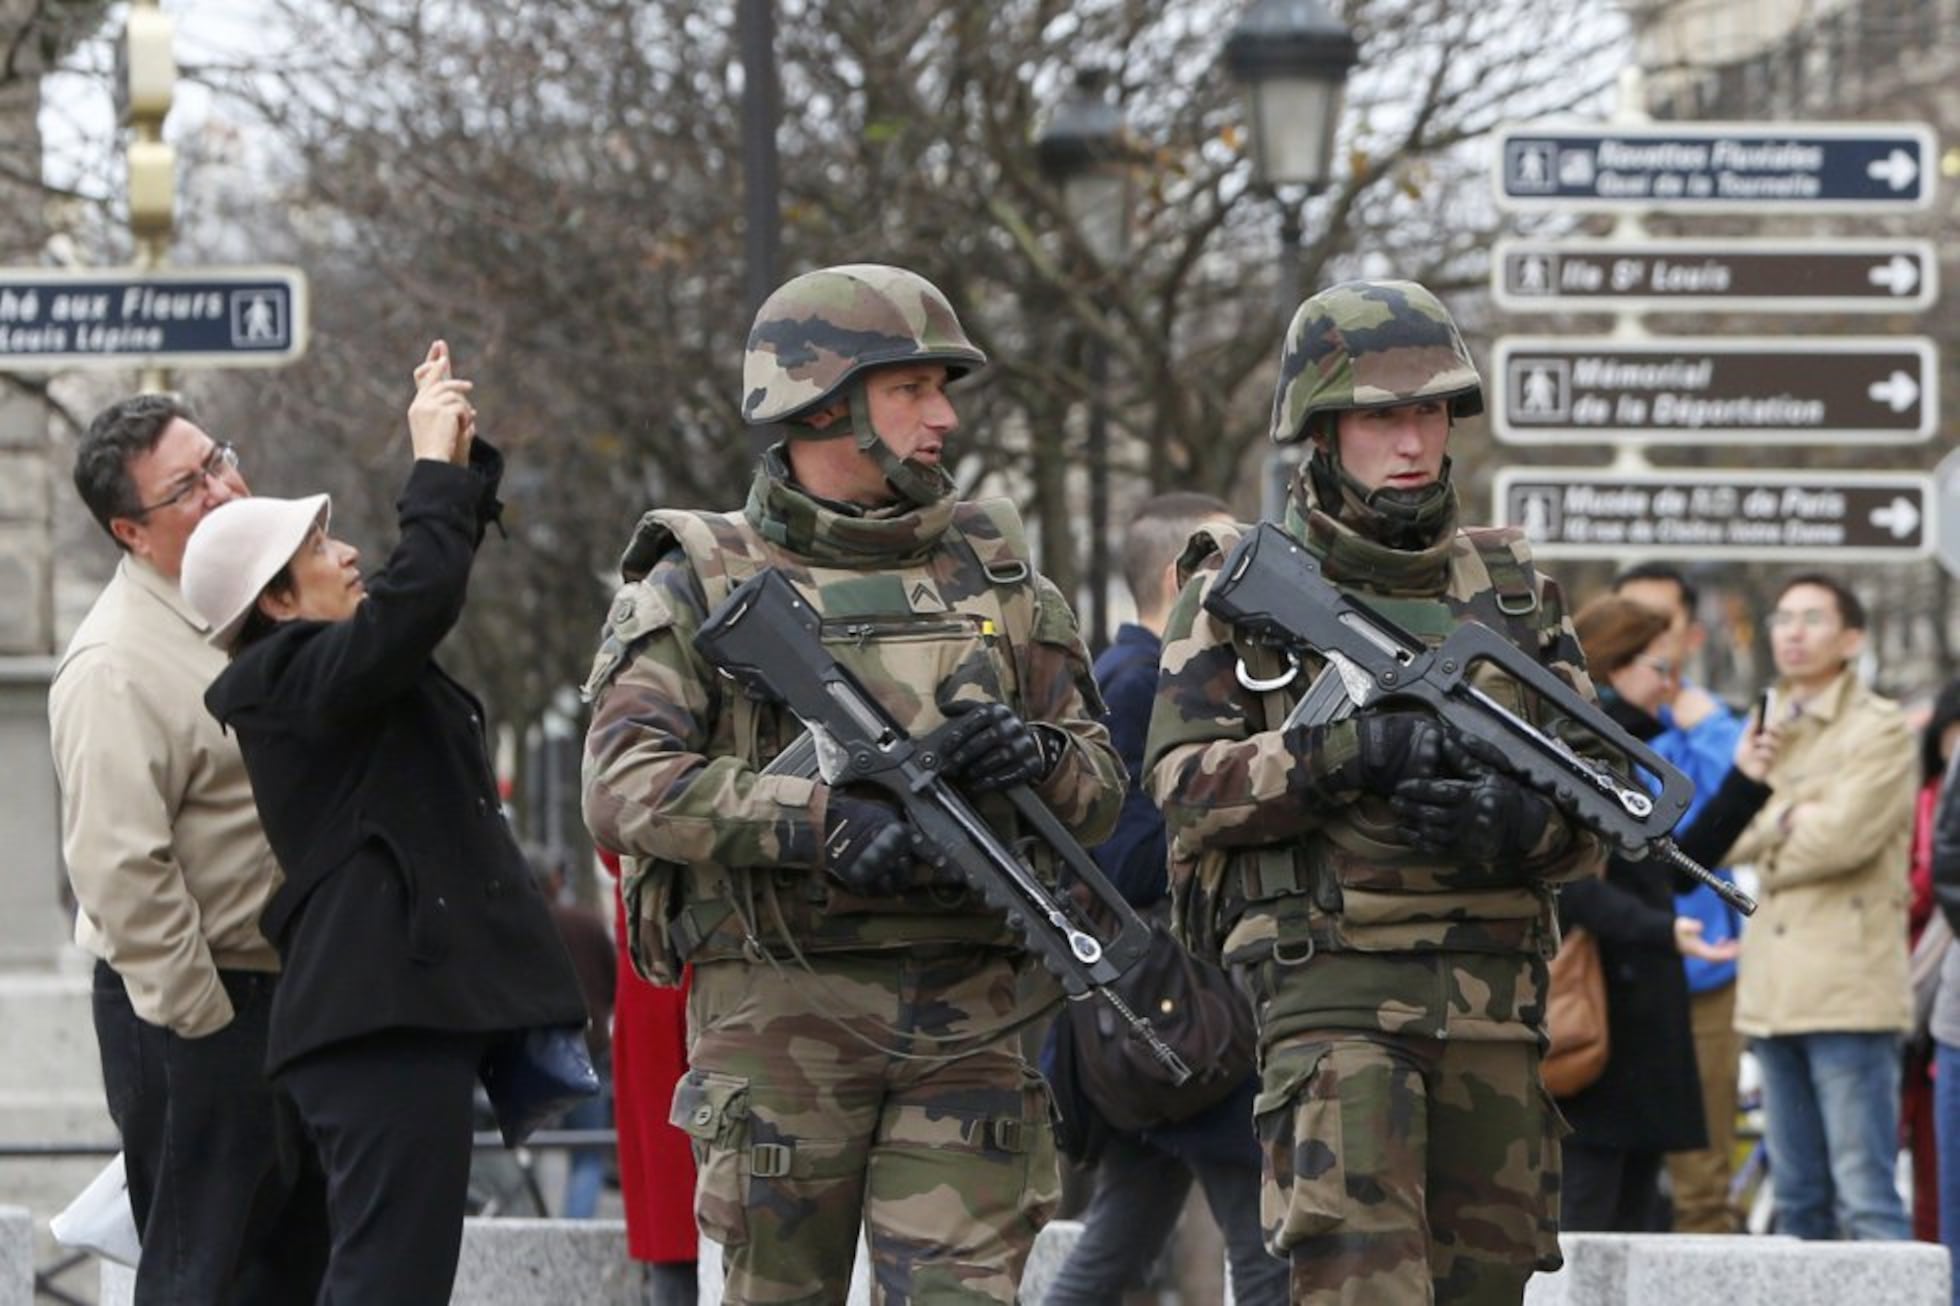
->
[559, 1085, 612, 1219]
[1933, 1041, 1960, 1304]
[1044, 1130, 1286, 1306]
[1752, 1032, 1910, 1240]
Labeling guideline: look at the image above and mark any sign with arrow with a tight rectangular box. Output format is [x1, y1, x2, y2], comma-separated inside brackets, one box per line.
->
[1494, 469, 1935, 563]
[1492, 336, 1936, 445]
[1493, 122, 1936, 212]
[1493, 238, 1937, 313]
[0, 266, 308, 371]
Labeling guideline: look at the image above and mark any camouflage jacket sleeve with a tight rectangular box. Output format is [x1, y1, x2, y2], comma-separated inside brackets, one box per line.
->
[1020, 573, 1125, 847]
[1511, 570, 1609, 885]
[581, 553, 823, 871]
[1144, 570, 1355, 857]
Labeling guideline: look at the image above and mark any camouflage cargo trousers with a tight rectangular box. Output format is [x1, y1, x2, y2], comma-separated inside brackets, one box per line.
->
[1255, 1030, 1565, 1305]
[673, 949, 1059, 1305]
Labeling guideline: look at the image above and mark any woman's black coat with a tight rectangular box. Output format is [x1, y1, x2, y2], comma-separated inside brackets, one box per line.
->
[1554, 698, 1770, 1152]
[206, 445, 586, 1075]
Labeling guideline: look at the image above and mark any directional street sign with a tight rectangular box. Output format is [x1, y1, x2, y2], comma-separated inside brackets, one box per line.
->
[1937, 447, 1960, 581]
[1493, 238, 1938, 313]
[1493, 121, 1936, 212]
[1495, 469, 1936, 563]
[1492, 336, 1937, 445]
[0, 266, 308, 371]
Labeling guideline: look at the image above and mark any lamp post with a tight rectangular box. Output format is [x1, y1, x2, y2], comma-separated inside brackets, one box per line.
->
[1035, 68, 1134, 654]
[1223, 0, 1359, 314]
[1224, 0, 1357, 519]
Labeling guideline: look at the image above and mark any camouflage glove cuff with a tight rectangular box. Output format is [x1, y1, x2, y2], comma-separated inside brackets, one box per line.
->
[821, 791, 917, 896]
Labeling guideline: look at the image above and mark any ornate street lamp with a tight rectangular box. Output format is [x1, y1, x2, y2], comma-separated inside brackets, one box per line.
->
[1224, 0, 1358, 519]
[1035, 68, 1136, 654]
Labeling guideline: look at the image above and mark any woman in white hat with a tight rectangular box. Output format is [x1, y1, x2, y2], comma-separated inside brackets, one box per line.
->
[181, 341, 588, 1306]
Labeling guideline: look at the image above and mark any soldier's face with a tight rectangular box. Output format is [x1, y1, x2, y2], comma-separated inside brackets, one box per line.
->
[862, 363, 958, 465]
[1331, 400, 1450, 494]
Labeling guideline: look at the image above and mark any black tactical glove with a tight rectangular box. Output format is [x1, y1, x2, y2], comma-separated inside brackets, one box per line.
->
[1287, 710, 1445, 798]
[821, 791, 917, 896]
[937, 700, 1058, 793]
[1391, 735, 1557, 863]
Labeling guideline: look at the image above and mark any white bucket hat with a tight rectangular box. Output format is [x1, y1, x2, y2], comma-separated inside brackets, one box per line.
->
[181, 494, 332, 649]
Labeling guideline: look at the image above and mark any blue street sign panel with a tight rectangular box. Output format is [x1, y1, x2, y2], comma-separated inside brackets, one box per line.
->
[1493, 122, 1935, 212]
[0, 266, 308, 370]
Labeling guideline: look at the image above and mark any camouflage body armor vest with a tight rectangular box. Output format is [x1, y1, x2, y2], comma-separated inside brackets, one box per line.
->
[1173, 520, 1564, 972]
[591, 498, 1060, 982]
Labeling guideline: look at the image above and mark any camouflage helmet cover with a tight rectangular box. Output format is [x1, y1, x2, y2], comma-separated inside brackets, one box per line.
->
[1269, 279, 1485, 445]
[741, 264, 989, 425]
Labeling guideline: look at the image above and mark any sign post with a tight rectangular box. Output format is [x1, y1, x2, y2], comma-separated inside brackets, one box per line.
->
[0, 266, 308, 371]
[1494, 469, 1935, 563]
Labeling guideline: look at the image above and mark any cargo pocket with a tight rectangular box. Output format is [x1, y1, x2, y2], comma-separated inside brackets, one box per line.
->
[1013, 1070, 1062, 1232]
[1533, 1082, 1573, 1270]
[1253, 1042, 1341, 1254]
[669, 1069, 751, 1248]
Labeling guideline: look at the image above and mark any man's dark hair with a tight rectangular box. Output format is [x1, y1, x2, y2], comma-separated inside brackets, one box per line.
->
[73, 393, 199, 547]
[1611, 561, 1698, 617]
[1776, 571, 1866, 631]
[1921, 677, 1960, 782]
[1121, 492, 1232, 609]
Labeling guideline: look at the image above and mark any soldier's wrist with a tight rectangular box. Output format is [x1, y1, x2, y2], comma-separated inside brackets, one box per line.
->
[1030, 723, 1069, 782]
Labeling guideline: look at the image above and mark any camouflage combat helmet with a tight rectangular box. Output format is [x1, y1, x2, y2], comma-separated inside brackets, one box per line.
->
[1269, 279, 1482, 549]
[1269, 279, 1483, 447]
[742, 264, 987, 507]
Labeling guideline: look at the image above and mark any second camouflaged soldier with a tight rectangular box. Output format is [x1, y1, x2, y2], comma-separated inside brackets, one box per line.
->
[1146, 280, 1606, 1304]
[581, 264, 1124, 1304]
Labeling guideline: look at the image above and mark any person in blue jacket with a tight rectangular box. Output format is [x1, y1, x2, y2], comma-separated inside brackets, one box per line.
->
[1615, 563, 1750, 1232]
[180, 341, 588, 1305]
[1045, 492, 1285, 1306]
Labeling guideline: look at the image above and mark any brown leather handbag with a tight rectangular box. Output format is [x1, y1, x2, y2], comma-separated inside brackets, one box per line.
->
[1541, 926, 1610, 1098]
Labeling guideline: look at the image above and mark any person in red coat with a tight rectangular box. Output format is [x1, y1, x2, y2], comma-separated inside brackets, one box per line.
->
[602, 850, 698, 1304]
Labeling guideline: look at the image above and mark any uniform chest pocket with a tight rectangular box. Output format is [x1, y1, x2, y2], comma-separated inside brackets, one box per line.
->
[819, 612, 1014, 725]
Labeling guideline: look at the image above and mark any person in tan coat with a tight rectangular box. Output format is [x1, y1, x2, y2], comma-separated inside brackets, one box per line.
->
[1730, 572, 1916, 1241]
[50, 394, 327, 1301]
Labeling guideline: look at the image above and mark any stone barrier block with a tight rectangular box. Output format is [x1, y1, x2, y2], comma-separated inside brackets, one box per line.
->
[1624, 1237, 1949, 1306]
[1523, 1232, 1947, 1306]
[449, 1218, 633, 1305]
[0, 1207, 32, 1306]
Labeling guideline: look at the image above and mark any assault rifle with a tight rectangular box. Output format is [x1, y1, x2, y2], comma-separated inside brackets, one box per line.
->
[694, 567, 1194, 1083]
[1202, 522, 1756, 916]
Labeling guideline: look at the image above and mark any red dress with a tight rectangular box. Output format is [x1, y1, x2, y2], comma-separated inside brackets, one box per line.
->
[604, 852, 698, 1264]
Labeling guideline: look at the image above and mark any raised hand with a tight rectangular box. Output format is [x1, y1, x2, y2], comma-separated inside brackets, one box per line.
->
[408, 339, 476, 465]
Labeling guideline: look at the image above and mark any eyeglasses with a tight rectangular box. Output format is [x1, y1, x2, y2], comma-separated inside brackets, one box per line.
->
[1767, 609, 1838, 632]
[1635, 655, 1678, 680]
[129, 443, 238, 517]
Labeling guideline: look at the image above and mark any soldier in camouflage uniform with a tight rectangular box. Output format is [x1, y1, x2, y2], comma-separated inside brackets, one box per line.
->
[581, 264, 1124, 1305]
[1144, 280, 1608, 1304]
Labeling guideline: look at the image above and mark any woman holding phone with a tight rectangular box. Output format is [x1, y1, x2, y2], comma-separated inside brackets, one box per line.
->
[1555, 594, 1782, 1232]
[180, 342, 588, 1304]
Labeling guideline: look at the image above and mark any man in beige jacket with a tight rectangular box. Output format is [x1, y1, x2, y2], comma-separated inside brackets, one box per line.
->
[50, 395, 325, 1301]
[1730, 571, 1915, 1241]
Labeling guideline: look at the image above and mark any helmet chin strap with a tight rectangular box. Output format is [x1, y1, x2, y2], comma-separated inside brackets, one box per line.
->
[1308, 421, 1455, 550]
[849, 376, 952, 509]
